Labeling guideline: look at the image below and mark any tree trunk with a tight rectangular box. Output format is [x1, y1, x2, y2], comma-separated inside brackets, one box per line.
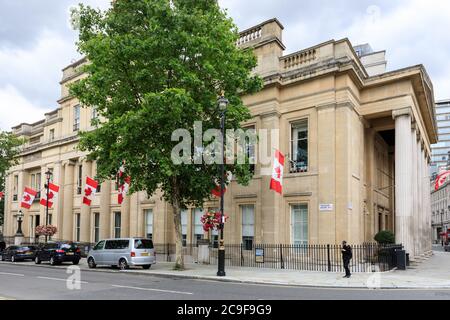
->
[171, 180, 184, 270]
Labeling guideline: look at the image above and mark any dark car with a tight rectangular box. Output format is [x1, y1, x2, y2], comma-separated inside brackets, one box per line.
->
[35, 242, 81, 266]
[1, 245, 38, 262]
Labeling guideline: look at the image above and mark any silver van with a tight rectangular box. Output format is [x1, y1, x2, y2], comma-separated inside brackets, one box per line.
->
[87, 238, 156, 270]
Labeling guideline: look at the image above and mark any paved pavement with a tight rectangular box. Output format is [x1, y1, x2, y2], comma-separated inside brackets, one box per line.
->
[1, 248, 449, 290]
[1, 262, 450, 300]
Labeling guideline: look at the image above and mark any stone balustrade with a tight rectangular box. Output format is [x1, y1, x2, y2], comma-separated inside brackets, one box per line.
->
[282, 48, 318, 70]
[237, 27, 262, 46]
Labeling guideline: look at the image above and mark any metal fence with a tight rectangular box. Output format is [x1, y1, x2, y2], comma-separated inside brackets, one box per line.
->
[154, 243, 402, 272]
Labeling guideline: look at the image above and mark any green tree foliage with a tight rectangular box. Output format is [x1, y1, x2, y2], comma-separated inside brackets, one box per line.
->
[374, 230, 395, 244]
[0, 131, 23, 226]
[71, 0, 262, 269]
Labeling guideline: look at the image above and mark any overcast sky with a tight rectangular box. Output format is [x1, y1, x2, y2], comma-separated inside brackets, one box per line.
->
[1, 0, 449, 131]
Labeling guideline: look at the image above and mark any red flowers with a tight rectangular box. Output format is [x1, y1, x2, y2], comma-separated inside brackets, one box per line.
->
[200, 210, 229, 232]
[35, 225, 57, 237]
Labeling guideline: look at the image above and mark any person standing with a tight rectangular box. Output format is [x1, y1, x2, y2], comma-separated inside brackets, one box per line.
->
[341, 240, 352, 278]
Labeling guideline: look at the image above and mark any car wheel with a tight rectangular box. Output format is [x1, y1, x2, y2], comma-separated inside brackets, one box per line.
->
[49, 256, 57, 266]
[11, 255, 16, 263]
[72, 259, 80, 265]
[35, 256, 41, 264]
[142, 265, 151, 270]
[87, 257, 96, 269]
[119, 259, 128, 270]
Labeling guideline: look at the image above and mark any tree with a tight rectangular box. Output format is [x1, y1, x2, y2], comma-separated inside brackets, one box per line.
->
[374, 230, 395, 245]
[0, 131, 23, 226]
[71, 0, 262, 269]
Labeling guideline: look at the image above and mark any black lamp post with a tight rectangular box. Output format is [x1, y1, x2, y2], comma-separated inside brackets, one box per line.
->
[16, 210, 24, 236]
[44, 170, 53, 243]
[217, 94, 229, 277]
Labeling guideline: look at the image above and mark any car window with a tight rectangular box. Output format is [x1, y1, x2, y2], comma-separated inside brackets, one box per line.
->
[60, 243, 77, 250]
[94, 240, 105, 250]
[134, 239, 154, 249]
[45, 243, 59, 249]
[105, 240, 129, 250]
[18, 246, 32, 250]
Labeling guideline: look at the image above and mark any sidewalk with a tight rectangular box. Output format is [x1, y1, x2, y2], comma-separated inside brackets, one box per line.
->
[3, 250, 450, 289]
[79, 250, 450, 289]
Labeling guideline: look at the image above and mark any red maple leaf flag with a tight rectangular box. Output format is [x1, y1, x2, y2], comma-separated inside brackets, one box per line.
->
[118, 176, 131, 205]
[21, 187, 38, 209]
[0, 191, 4, 201]
[83, 176, 99, 206]
[211, 172, 232, 198]
[270, 149, 285, 194]
[435, 170, 450, 191]
[40, 183, 60, 208]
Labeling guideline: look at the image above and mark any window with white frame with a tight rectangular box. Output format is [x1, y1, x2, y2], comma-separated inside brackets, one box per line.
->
[114, 211, 121, 238]
[93, 213, 100, 243]
[74, 105, 81, 131]
[13, 175, 18, 201]
[181, 209, 188, 246]
[77, 165, 83, 195]
[290, 120, 308, 173]
[291, 204, 308, 245]
[145, 209, 153, 240]
[193, 208, 204, 245]
[241, 205, 255, 250]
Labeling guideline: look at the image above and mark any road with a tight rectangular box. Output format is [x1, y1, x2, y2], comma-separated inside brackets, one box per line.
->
[0, 262, 450, 300]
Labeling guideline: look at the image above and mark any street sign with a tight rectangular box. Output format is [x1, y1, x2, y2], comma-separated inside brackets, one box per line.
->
[319, 204, 333, 211]
[255, 248, 264, 263]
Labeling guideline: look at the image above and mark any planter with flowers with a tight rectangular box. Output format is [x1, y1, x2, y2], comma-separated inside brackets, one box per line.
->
[35, 225, 58, 237]
[200, 210, 229, 232]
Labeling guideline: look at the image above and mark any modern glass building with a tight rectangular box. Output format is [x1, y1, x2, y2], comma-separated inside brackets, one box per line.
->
[431, 99, 450, 178]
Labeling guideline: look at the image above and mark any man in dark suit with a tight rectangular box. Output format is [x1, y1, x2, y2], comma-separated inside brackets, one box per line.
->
[341, 240, 352, 278]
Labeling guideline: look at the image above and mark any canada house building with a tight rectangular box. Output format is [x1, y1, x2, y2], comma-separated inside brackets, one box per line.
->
[2, 19, 435, 259]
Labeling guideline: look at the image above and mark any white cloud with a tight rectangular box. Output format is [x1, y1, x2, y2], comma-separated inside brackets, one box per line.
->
[0, 85, 51, 131]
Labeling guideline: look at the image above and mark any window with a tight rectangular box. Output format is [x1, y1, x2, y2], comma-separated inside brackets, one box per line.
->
[96, 182, 101, 194]
[94, 213, 100, 243]
[91, 107, 98, 122]
[94, 240, 105, 250]
[31, 173, 41, 200]
[291, 204, 308, 245]
[181, 209, 188, 246]
[73, 105, 81, 131]
[134, 239, 154, 249]
[193, 208, 204, 245]
[49, 129, 55, 141]
[105, 240, 129, 249]
[241, 205, 255, 250]
[13, 175, 18, 201]
[145, 209, 153, 240]
[77, 165, 82, 194]
[114, 212, 121, 238]
[290, 120, 308, 173]
[75, 213, 81, 242]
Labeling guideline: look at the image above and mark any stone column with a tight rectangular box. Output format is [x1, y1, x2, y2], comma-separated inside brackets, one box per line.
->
[52, 162, 63, 239]
[120, 190, 131, 238]
[80, 159, 92, 242]
[393, 108, 413, 255]
[3, 174, 11, 236]
[62, 161, 75, 240]
[411, 128, 419, 258]
[99, 181, 111, 240]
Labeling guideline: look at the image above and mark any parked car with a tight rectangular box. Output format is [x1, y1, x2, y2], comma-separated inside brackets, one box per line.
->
[1, 245, 38, 262]
[35, 242, 81, 266]
[87, 238, 156, 270]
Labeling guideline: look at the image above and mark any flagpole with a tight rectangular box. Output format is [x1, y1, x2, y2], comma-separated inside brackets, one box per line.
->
[44, 170, 53, 243]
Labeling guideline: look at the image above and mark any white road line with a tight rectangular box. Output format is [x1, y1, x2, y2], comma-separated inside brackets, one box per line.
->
[37, 276, 88, 284]
[111, 284, 193, 295]
[0, 272, 25, 277]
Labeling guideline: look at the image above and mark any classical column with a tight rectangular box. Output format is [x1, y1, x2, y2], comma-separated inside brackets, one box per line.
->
[52, 162, 63, 238]
[393, 108, 413, 255]
[411, 128, 419, 258]
[62, 161, 75, 240]
[99, 180, 111, 240]
[121, 191, 131, 238]
[80, 159, 92, 242]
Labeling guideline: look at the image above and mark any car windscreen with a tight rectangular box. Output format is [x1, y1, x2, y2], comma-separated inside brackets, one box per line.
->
[17, 246, 34, 250]
[60, 243, 77, 250]
[134, 239, 154, 249]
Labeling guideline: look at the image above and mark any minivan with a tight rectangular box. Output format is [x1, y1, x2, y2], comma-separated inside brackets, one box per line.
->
[87, 238, 156, 270]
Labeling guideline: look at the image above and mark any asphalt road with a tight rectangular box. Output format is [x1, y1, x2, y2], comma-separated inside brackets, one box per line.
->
[0, 262, 450, 300]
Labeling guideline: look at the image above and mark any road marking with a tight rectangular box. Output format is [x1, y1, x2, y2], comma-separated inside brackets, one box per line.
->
[0, 272, 25, 277]
[111, 284, 193, 295]
[37, 276, 88, 284]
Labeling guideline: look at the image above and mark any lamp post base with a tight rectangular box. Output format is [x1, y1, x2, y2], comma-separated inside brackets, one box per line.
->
[14, 234, 24, 246]
[217, 248, 226, 277]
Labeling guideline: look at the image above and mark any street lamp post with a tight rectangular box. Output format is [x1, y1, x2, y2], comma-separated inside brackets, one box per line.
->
[44, 170, 53, 243]
[217, 94, 229, 277]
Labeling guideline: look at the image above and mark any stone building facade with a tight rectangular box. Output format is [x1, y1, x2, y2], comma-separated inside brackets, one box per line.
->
[2, 19, 436, 259]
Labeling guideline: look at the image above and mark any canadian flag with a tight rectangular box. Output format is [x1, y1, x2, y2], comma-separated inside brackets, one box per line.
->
[435, 170, 450, 191]
[270, 149, 285, 194]
[40, 183, 60, 208]
[211, 172, 232, 198]
[0, 191, 4, 201]
[21, 187, 38, 209]
[83, 176, 99, 206]
[118, 176, 131, 205]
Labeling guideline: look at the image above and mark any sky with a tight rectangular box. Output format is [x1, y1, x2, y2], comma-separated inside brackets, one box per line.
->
[1, 0, 449, 131]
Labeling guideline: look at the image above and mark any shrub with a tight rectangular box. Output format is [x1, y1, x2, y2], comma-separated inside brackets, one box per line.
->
[374, 230, 395, 244]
